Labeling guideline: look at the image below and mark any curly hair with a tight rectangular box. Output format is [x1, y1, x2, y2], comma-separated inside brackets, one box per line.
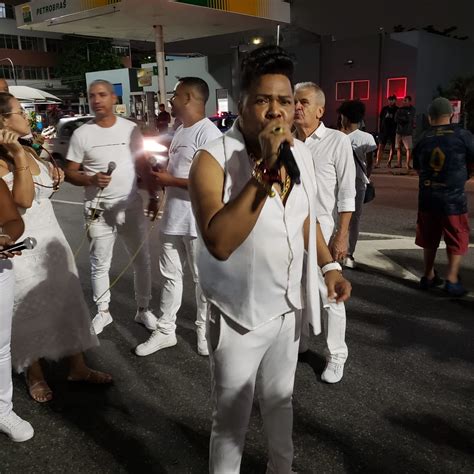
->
[338, 100, 366, 124]
[240, 45, 294, 96]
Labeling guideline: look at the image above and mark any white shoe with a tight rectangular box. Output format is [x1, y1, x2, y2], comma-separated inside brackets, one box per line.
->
[343, 255, 356, 269]
[0, 411, 34, 442]
[135, 331, 177, 356]
[321, 361, 345, 383]
[196, 326, 209, 356]
[134, 309, 158, 331]
[92, 310, 113, 335]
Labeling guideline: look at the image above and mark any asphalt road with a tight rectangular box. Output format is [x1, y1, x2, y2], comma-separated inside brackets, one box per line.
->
[1, 174, 473, 473]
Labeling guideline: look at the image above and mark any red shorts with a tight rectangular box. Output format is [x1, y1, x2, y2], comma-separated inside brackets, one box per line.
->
[415, 212, 470, 255]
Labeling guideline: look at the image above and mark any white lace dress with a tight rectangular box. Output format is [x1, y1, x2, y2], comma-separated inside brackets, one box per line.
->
[2, 159, 98, 372]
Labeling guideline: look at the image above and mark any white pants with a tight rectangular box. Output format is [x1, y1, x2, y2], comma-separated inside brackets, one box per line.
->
[0, 262, 14, 416]
[208, 306, 301, 474]
[156, 234, 207, 334]
[348, 180, 367, 256]
[316, 223, 348, 362]
[87, 193, 152, 311]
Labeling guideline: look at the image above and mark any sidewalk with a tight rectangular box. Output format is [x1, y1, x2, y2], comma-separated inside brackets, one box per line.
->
[357, 232, 474, 299]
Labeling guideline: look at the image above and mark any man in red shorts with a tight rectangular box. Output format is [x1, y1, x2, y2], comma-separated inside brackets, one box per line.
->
[414, 97, 474, 296]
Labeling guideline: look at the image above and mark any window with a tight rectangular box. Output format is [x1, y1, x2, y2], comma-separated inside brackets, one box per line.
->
[0, 64, 15, 79]
[21, 66, 47, 80]
[387, 77, 407, 99]
[112, 45, 129, 57]
[20, 36, 44, 52]
[0, 33, 18, 49]
[46, 38, 62, 53]
[336, 80, 370, 101]
[60, 119, 91, 138]
[48, 67, 58, 79]
[0, 3, 15, 19]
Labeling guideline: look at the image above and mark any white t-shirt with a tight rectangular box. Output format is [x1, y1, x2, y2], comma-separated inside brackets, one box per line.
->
[348, 129, 377, 183]
[303, 122, 356, 235]
[66, 117, 142, 208]
[160, 118, 222, 237]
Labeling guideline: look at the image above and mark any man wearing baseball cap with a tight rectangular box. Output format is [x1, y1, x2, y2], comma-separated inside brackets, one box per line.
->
[414, 97, 474, 296]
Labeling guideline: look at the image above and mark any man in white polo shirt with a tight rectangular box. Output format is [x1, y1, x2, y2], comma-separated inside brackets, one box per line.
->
[294, 82, 356, 383]
[135, 77, 221, 357]
[65, 79, 157, 336]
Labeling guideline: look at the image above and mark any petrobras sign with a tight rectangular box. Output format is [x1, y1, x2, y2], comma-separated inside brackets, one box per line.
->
[16, 0, 121, 27]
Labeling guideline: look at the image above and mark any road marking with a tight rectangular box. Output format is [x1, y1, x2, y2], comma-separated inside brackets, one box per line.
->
[360, 231, 413, 240]
[52, 199, 83, 206]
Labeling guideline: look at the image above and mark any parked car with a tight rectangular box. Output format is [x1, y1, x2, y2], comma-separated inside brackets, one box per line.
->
[42, 115, 94, 162]
[208, 113, 237, 132]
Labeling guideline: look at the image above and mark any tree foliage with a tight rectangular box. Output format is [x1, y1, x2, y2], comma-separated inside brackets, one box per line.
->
[56, 35, 123, 93]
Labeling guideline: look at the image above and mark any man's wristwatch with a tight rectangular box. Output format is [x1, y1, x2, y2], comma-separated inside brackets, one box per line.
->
[321, 261, 343, 276]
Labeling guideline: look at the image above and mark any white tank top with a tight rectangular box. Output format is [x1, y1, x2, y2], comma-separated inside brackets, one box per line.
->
[197, 124, 321, 331]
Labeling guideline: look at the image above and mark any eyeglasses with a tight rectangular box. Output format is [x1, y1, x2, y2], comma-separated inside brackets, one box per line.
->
[2, 110, 28, 118]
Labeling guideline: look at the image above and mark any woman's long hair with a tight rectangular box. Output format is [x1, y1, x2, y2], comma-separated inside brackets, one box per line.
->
[0, 92, 39, 167]
[0, 92, 17, 163]
[0, 92, 15, 128]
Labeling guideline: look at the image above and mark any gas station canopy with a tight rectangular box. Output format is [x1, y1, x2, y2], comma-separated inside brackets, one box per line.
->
[15, 0, 291, 42]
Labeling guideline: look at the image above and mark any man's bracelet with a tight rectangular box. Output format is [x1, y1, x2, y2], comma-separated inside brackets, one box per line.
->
[321, 261, 343, 276]
[14, 166, 30, 172]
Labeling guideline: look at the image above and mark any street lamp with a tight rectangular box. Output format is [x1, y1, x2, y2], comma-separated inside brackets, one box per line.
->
[0, 57, 17, 85]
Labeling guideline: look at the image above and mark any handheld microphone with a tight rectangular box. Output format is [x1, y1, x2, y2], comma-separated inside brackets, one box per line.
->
[278, 142, 301, 185]
[0, 237, 37, 255]
[105, 161, 116, 176]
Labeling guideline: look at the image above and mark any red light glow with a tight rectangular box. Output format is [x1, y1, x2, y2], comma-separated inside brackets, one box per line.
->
[387, 77, 407, 99]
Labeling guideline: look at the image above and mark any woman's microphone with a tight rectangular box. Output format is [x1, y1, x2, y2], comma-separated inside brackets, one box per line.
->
[0, 237, 37, 255]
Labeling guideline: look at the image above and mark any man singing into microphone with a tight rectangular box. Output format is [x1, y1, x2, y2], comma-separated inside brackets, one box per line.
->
[65, 80, 157, 335]
[189, 46, 352, 473]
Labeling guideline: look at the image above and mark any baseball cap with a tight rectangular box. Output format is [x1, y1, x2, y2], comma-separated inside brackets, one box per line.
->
[428, 97, 453, 118]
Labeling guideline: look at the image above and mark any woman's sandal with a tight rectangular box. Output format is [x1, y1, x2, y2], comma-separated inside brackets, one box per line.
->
[67, 369, 113, 385]
[28, 380, 53, 403]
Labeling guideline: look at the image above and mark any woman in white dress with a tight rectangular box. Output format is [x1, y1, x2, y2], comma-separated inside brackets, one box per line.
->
[0, 92, 112, 403]
[0, 179, 34, 441]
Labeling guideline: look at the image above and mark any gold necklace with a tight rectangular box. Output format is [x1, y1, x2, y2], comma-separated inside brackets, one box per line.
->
[279, 174, 292, 201]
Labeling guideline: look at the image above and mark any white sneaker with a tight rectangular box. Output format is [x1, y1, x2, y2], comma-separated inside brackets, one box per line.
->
[92, 310, 113, 335]
[321, 361, 345, 383]
[196, 326, 209, 356]
[343, 255, 356, 269]
[135, 330, 177, 356]
[134, 309, 158, 331]
[0, 411, 34, 442]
